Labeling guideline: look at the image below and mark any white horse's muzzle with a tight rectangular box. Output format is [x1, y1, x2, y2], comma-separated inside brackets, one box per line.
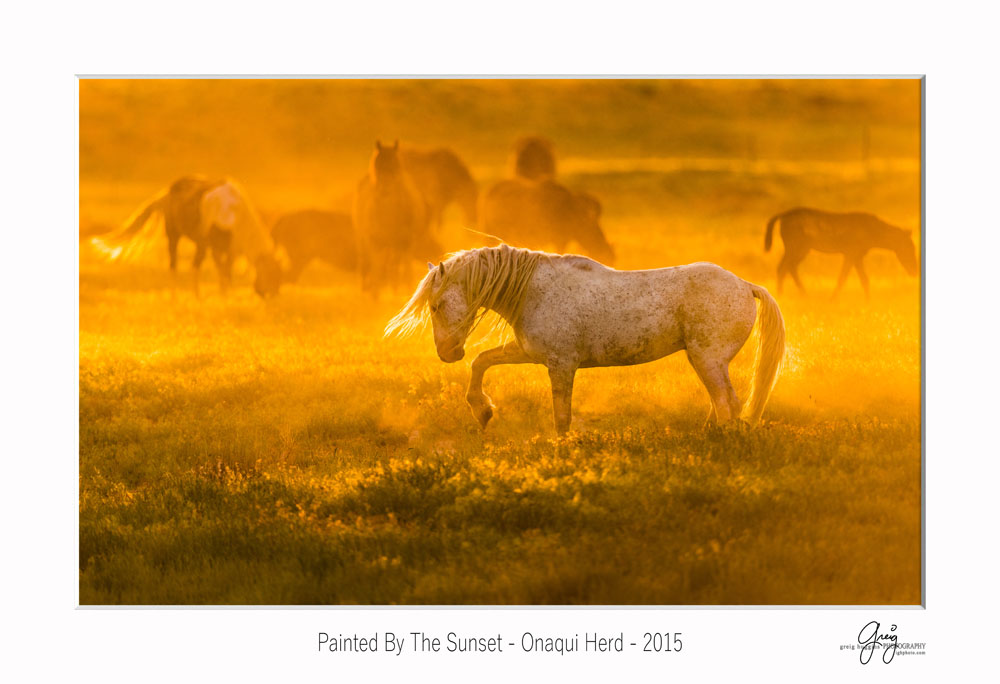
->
[437, 343, 465, 363]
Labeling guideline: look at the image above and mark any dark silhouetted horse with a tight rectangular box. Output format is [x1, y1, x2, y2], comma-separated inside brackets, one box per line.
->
[353, 140, 442, 293]
[480, 178, 614, 264]
[765, 207, 918, 297]
[398, 146, 478, 229]
[510, 136, 557, 180]
[271, 210, 356, 282]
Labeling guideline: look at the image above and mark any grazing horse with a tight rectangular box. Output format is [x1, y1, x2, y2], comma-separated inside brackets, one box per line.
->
[398, 146, 478, 230]
[386, 245, 785, 433]
[510, 136, 557, 180]
[480, 178, 615, 264]
[271, 209, 356, 282]
[91, 175, 282, 297]
[765, 207, 919, 297]
[353, 140, 442, 293]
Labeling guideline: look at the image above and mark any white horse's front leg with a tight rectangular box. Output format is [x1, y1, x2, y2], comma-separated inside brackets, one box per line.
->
[467, 344, 532, 429]
[547, 364, 577, 434]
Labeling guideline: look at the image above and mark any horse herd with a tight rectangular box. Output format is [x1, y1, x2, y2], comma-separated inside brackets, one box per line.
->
[92, 135, 918, 302]
[89, 138, 919, 430]
[92, 136, 615, 298]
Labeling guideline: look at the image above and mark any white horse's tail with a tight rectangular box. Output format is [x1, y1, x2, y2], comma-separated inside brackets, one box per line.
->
[89, 188, 169, 261]
[741, 282, 786, 423]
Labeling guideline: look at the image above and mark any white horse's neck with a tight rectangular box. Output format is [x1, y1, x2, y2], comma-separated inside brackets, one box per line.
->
[438, 247, 541, 340]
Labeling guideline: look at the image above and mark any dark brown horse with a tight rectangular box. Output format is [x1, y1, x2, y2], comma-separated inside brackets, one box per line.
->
[271, 209, 356, 282]
[398, 146, 478, 230]
[479, 178, 614, 264]
[765, 207, 918, 297]
[353, 140, 442, 293]
[510, 136, 557, 180]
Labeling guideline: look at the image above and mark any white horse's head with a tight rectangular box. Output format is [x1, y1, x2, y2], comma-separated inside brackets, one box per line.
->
[424, 261, 474, 362]
[384, 246, 543, 363]
[383, 259, 471, 362]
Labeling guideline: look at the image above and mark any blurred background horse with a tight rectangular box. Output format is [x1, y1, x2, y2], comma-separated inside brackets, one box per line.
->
[91, 175, 282, 297]
[765, 207, 919, 297]
[510, 136, 557, 180]
[353, 140, 443, 294]
[398, 146, 478, 231]
[479, 178, 615, 264]
[271, 209, 356, 283]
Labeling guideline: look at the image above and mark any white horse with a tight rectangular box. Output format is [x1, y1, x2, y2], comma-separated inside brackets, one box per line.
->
[386, 245, 785, 433]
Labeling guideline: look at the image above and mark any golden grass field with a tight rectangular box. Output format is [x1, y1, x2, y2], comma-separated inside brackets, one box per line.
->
[79, 79, 921, 604]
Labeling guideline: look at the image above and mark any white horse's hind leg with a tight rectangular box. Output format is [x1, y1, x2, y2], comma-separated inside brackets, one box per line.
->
[466, 344, 532, 429]
[686, 351, 741, 424]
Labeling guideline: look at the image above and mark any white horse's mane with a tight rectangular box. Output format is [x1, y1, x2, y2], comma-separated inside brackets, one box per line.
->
[384, 244, 544, 339]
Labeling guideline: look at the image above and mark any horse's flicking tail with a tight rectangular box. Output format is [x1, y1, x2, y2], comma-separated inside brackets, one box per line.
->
[741, 283, 785, 423]
[89, 189, 169, 260]
[764, 212, 785, 252]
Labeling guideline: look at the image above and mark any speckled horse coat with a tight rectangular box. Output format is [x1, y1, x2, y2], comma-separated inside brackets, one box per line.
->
[386, 245, 785, 433]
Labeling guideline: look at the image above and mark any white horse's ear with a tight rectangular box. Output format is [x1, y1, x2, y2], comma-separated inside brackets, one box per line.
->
[438, 261, 446, 276]
[427, 261, 435, 271]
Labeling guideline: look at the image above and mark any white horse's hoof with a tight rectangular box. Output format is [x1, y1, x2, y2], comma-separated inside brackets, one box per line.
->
[469, 401, 494, 429]
[477, 405, 493, 429]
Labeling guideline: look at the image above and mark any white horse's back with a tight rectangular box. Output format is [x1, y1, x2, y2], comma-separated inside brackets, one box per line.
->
[519, 259, 756, 368]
